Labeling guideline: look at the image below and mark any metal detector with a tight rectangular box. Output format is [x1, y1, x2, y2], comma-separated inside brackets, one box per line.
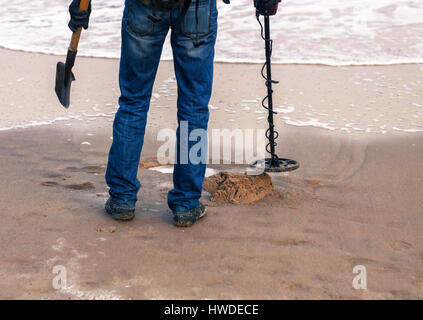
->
[250, 0, 300, 173]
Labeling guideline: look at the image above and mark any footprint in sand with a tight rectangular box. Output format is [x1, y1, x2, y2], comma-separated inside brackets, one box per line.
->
[26, 211, 48, 218]
[44, 172, 72, 180]
[81, 166, 106, 174]
[303, 228, 322, 234]
[347, 256, 400, 273]
[270, 239, 311, 247]
[280, 280, 309, 291]
[65, 182, 95, 190]
[64, 166, 105, 174]
[41, 180, 96, 191]
[390, 240, 413, 251]
[40, 181, 59, 187]
[44, 173, 62, 178]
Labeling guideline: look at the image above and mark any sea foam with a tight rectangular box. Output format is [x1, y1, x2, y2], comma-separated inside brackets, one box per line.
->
[1, 0, 423, 65]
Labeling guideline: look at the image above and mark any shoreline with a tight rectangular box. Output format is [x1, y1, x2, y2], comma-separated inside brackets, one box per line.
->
[1, 48, 423, 137]
[3, 45, 423, 67]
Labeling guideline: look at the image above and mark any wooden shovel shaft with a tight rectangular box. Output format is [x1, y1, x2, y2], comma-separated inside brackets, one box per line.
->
[69, 0, 91, 52]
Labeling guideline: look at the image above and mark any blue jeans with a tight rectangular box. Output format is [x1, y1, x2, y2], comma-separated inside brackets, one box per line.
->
[105, 0, 218, 212]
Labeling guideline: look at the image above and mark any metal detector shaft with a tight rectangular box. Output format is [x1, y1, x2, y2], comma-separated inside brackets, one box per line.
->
[250, 3, 300, 173]
[264, 15, 277, 167]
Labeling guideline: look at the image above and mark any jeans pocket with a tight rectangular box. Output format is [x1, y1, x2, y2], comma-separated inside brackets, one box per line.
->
[181, 0, 211, 40]
[127, 0, 154, 36]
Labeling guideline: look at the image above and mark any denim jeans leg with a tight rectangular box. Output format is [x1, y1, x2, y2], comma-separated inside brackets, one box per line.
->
[167, 0, 218, 212]
[105, 0, 169, 207]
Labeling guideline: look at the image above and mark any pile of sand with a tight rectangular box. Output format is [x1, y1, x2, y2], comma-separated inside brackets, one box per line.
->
[203, 172, 274, 204]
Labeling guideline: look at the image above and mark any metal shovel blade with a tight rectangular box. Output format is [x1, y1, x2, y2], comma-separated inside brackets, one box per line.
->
[55, 61, 75, 108]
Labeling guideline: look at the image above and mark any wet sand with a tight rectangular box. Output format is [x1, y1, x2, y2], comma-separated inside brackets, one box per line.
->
[0, 48, 422, 299]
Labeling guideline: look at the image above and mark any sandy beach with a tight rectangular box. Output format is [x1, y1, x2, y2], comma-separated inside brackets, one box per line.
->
[0, 48, 422, 299]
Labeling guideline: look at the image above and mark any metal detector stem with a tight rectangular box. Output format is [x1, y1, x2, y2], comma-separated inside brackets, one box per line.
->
[250, 9, 299, 173]
[264, 14, 277, 167]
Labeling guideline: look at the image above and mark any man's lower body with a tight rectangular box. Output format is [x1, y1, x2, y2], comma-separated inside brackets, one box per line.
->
[105, 0, 218, 226]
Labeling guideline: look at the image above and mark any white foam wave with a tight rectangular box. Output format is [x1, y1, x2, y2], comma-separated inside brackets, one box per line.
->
[1, 0, 423, 65]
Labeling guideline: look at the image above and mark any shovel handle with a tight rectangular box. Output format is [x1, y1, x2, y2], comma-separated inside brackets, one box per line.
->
[69, 0, 91, 52]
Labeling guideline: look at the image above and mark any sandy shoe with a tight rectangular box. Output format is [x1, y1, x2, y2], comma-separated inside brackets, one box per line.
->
[105, 198, 135, 221]
[173, 202, 207, 227]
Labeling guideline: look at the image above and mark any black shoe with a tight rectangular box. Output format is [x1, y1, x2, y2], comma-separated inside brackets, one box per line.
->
[105, 198, 135, 221]
[173, 202, 207, 227]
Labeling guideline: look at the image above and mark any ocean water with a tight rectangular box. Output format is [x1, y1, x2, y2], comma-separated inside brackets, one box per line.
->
[1, 0, 423, 65]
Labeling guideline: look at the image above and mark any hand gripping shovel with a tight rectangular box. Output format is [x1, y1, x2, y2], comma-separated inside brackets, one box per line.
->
[55, 0, 90, 108]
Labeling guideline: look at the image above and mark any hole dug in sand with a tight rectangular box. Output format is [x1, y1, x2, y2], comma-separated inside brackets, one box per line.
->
[203, 172, 274, 204]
